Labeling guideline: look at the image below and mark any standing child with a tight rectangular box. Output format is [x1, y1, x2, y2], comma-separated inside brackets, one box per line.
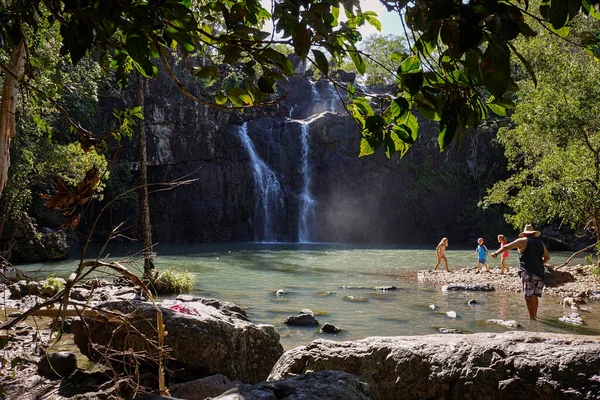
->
[473, 238, 490, 273]
[497, 234, 510, 274]
[434, 238, 449, 271]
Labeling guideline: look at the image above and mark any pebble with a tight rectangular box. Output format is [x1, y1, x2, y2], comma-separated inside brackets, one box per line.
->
[446, 311, 457, 319]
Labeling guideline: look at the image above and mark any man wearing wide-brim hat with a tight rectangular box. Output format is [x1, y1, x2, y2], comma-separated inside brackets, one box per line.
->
[492, 224, 550, 320]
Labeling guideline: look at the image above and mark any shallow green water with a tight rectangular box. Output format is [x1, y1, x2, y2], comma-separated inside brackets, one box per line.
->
[15, 243, 600, 350]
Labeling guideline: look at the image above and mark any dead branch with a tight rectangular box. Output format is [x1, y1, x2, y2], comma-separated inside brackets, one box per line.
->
[554, 241, 599, 270]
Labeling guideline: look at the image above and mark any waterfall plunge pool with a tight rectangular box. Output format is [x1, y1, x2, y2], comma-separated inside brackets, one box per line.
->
[14, 242, 600, 350]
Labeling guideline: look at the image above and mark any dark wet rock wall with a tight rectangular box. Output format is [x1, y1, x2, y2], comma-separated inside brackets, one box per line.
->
[88, 72, 510, 245]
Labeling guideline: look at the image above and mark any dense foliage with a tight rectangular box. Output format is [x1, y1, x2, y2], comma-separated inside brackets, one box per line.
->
[484, 13, 600, 240]
[0, 19, 108, 241]
[340, 33, 408, 86]
[351, 0, 600, 159]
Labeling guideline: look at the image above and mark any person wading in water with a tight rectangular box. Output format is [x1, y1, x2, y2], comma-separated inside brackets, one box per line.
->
[492, 224, 550, 320]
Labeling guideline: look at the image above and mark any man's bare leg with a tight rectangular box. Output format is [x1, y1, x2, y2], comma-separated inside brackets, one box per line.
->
[525, 296, 538, 320]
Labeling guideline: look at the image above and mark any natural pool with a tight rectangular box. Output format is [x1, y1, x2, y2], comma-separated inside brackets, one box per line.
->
[15, 242, 600, 350]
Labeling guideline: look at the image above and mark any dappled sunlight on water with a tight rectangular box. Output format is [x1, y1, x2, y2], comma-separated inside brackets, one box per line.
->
[14, 242, 600, 350]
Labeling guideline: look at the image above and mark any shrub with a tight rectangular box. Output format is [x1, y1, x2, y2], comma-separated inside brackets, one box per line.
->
[153, 269, 195, 294]
[41, 274, 65, 297]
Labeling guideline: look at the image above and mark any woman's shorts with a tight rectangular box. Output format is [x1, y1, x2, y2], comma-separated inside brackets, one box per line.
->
[521, 271, 544, 298]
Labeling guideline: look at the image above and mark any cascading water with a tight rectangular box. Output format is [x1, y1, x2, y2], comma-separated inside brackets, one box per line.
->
[311, 81, 320, 101]
[298, 121, 316, 242]
[238, 123, 283, 242]
[327, 81, 338, 112]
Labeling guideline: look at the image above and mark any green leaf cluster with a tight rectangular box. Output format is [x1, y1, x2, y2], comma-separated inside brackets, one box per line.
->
[344, 0, 600, 160]
[484, 13, 600, 239]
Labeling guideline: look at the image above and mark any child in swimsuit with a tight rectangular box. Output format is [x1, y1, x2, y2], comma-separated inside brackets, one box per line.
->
[434, 238, 449, 271]
[497, 234, 509, 274]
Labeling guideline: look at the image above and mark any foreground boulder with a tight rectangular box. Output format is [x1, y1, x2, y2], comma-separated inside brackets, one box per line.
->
[214, 370, 380, 400]
[268, 332, 600, 400]
[72, 299, 283, 383]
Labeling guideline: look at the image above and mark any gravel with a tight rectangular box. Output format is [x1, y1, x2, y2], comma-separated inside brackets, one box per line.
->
[418, 264, 600, 299]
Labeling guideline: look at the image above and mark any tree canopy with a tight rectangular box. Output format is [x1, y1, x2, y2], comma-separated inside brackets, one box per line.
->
[484, 11, 600, 240]
[1, 0, 600, 197]
[351, 0, 600, 159]
[340, 33, 408, 86]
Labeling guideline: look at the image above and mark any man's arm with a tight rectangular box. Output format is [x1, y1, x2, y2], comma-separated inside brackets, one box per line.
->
[491, 237, 527, 258]
[542, 244, 550, 263]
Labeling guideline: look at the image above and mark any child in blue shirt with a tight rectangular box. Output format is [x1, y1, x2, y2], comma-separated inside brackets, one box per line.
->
[473, 237, 490, 273]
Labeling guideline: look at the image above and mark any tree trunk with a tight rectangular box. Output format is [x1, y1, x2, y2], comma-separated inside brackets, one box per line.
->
[137, 72, 155, 276]
[0, 38, 27, 196]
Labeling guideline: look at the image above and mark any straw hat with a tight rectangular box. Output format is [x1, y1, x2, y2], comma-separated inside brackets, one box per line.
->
[519, 224, 540, 237]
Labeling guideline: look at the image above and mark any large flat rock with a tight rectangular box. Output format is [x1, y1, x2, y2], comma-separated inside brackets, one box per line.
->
[268, 332, 600, 400]
[72, 300, 283, 384]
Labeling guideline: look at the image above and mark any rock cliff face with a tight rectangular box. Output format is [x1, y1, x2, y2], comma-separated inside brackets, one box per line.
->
[95, 71, 507, 244]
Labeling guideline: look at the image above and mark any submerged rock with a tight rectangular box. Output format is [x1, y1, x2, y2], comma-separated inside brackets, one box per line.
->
[320, 323, 342, 334]
[446, 311, 457, 319]
[341, 286, 373, 290]
[214, 370, 380, 400]
[428, 304, 436, 310]
[269, 332, 600, 400]
[559, 313, 584, 325]
[284, 313, 319, 326]
[343, 296, 369, 302]
[375, 286, 397, 291]
[467, 299, 478, 305]
[72, 299, 283, 384]
[486, 319, 522, 328]
[442, 283, 495, 292]
[439, 328, 462, 334]
[314, 291, 336, 297]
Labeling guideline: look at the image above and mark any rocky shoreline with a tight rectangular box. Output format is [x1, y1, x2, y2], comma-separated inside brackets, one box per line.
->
[418, 264, 600, 299]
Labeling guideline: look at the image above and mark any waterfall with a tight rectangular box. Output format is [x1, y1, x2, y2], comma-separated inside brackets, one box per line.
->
[238, 123, 283, 242]
[288, 105, 295, 119]
[298, 121, 316, 242]
[311, 82, 320, 101]
[328, 82, 337, 112]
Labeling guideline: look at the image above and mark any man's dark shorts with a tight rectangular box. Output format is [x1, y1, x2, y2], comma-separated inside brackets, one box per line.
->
[520, 271, 544, 298]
